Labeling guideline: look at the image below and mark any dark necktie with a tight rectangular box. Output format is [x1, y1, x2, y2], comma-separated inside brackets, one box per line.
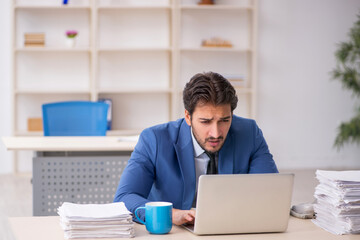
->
[205, 152, 217, 174]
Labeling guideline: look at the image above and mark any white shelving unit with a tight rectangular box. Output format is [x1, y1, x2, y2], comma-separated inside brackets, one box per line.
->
[12, 0, 257, 172]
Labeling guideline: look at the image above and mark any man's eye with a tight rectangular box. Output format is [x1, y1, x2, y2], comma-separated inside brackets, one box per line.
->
[222, 119, 229, 122]
[201, 121, 210, 124]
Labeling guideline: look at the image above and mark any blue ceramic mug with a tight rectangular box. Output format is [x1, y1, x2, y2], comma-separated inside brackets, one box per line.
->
[135, 202, 173, 234]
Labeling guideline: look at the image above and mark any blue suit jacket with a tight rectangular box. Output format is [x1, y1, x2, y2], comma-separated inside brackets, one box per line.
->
[114, 116, 278, 220]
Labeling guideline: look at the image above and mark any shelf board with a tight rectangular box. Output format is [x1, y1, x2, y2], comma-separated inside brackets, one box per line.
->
[98, 47, 171, 52]
[98, 6, 171, 10]
[14, 5, 91, 10]
[98, 88, 172, 94]
[180, 47, 252, 53]
[15, 131, 43, 136]
[15, 47, 91, 53]
[15, 90, 91, 95]
[180, 5, 253, 11]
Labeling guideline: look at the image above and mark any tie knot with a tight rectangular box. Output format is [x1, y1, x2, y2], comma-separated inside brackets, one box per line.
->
[205, 151, 215, 160]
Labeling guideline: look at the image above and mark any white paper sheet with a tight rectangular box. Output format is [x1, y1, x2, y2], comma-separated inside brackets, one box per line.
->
[58, 202, 135, 239]
[313, 170, 360, 235]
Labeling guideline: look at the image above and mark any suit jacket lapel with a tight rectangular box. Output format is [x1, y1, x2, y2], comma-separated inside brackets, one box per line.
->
[219, 128, 234, 174]
[174, 120, 196, 210]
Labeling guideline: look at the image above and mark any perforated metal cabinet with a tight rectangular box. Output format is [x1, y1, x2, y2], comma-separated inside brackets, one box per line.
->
[32, 151, 131, 216]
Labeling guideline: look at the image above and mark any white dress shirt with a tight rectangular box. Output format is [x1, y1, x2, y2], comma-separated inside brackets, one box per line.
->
[191, 129, 211, 193]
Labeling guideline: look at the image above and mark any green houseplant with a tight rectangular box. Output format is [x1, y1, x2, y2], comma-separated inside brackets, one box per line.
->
[332, 15, 360, 148]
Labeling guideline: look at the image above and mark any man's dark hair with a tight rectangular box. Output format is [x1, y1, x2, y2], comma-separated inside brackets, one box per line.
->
[183, 72, 238, 115]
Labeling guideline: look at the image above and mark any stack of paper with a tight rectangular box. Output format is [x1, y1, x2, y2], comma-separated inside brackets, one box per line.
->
[312, 170, 360, 235]
[58, 202, 134, 239]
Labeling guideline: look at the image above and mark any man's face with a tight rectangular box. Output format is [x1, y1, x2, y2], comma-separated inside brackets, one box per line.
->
[185, 102, 232, 153]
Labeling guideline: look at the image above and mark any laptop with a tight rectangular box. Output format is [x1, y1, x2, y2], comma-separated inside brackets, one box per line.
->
[183, 173, 294, 235]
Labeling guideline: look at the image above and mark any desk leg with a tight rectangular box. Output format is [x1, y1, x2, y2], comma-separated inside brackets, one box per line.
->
[13, 151, 18, 174]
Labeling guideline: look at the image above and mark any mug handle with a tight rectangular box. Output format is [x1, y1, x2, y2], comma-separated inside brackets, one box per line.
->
[135, 206, 146, 225]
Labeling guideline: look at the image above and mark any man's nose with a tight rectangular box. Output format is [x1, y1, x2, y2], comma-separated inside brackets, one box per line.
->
[209, 123, 221, 138]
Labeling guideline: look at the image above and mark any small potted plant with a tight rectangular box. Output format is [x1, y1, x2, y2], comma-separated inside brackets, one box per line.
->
[65, 30, 78, 48]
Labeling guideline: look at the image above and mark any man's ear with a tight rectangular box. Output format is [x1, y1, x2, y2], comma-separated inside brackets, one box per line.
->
[185, 109, 191, 126]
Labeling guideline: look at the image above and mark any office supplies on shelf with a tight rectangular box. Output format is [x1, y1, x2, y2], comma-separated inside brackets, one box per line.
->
[58, 202, 134, 239]
[312, 170, 360, 235]
[27, 117, 43, 132]
[198, 0, 214, 5]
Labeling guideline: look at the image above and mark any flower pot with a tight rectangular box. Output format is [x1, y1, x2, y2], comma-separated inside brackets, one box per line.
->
[65, 38, 76, 48]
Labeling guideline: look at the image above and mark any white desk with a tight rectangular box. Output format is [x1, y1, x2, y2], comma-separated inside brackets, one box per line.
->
[9, 216, 358, 240]
[2, 136, 137, 216]
[2, 136, 137, 173]
[2, 136, 136, 152]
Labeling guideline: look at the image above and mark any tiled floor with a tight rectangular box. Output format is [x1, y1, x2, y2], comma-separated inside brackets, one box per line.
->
[0, 169, 318, 240]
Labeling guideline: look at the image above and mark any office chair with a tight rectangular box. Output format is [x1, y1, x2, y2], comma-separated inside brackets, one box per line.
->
[42, 101, 109, 136]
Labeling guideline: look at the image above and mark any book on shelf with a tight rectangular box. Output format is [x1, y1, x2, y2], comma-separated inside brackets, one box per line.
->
[24, 33, 45, 47]
[24, 43, 45, 47]
[202, 37, 233, 48]
[224, 74, 246, 88]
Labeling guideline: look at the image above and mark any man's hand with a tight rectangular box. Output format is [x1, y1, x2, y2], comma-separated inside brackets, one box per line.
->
[172, 208, 196, 225]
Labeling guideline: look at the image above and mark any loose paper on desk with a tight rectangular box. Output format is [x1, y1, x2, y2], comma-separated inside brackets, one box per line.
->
[58, 202, 134, 239]
[312, 170, 360, 235]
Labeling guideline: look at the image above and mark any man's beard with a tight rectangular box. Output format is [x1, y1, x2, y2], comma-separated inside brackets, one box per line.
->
[192, 129, 225, 154]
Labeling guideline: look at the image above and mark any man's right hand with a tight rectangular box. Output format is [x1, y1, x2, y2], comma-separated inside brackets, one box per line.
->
[172, 208, 196, 225]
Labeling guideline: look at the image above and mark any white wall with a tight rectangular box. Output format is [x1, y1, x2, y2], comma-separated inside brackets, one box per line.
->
[0, 0, 359, 174]
[0, 0, 12, 174]
[257, 0, 360, 169]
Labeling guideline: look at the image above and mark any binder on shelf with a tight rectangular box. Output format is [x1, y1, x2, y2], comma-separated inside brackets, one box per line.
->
[99, 98, 112, 131]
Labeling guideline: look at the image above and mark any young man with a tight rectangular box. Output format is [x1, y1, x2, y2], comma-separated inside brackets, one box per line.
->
[114, 72, 278, 225]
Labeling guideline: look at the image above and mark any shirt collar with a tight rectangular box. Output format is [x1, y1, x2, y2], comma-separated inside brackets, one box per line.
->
[191, 128, 206, 158]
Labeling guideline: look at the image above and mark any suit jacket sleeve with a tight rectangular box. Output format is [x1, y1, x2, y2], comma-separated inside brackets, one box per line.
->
[113, 128, 157, 221]
[248, 122, 278, 173]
